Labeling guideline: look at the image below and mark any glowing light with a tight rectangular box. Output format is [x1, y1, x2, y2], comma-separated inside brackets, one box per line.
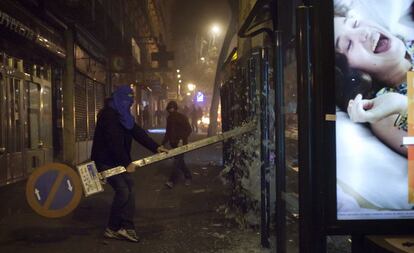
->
[187, 83, 196, 91]
[176, 69, 180, 73]
[147, 128, 166, 133]
[231, 51, 238, 61]
[177, 74, 181, 78]
[196, 91, 204, 102]
[211, 24, 220, 35]
[201, 116, 210, 125]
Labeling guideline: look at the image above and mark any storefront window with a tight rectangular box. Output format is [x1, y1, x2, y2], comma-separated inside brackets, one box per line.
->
[8, 78, 22, 152]
[26, 82, 40, 149]
[41, 86, 52, 148]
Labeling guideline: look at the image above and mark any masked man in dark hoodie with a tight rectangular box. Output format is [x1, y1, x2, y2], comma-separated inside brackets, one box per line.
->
[162, 101, 193, 188]
[91, 84, 167, 243]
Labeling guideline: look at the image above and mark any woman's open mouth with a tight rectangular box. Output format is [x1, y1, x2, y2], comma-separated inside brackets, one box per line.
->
[372, 33, 390, 54]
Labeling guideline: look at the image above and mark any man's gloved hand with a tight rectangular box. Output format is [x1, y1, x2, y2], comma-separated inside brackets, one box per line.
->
[99, 177, 107, 184]
[126, 163, 136, 173]
[157, 145, 169, 153]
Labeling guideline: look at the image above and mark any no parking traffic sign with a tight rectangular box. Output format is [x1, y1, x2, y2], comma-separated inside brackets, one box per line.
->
[26, 163, 82, 218]
[24, 122, 257, 218]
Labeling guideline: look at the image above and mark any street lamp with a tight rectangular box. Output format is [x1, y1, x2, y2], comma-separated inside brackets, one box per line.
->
[177, 74, 181, 78]
[211, 24, 220, 36]
[187, 83, 196, 92]
[210, 24, 221, 46]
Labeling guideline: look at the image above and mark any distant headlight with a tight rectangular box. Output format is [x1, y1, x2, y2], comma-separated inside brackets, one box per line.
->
[201, 116, 210, 125]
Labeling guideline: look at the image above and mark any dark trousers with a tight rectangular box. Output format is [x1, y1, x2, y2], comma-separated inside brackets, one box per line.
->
[106, 172, 136, 230]
[191, 119, 198, 132]
[169, 142, 192, 183]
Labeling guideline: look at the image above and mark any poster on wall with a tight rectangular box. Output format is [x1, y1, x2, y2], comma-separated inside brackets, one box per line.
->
[333, 0, 414, 220]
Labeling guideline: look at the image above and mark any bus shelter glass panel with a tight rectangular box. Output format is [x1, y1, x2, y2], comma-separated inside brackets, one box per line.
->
[333, 0, 414, 220]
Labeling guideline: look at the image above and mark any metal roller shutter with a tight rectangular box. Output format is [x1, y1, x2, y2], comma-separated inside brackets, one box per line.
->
[75, 74, 87, 141]
[87, 79, 95, 140]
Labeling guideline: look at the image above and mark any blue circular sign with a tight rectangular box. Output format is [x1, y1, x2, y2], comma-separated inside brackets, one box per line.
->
[26, 163, 82, 218]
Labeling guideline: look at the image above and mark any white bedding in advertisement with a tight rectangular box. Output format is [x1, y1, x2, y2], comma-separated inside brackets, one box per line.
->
[336, 110, 414, 219]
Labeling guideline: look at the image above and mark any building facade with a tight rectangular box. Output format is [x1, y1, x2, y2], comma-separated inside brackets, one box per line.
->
[0, 0, 172, 185]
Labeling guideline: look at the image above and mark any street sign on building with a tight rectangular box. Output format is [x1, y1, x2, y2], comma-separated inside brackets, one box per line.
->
[111, 56, 127, 72]
[151, 45, 174, 69]
[196, 91, 205, 102]
[167, 91, 177, 100]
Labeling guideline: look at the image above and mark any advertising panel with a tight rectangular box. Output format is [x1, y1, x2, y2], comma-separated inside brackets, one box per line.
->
[333, 0, 414, 220]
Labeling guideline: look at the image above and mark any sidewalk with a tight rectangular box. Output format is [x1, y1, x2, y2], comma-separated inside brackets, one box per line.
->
[0, 133, 270, 253]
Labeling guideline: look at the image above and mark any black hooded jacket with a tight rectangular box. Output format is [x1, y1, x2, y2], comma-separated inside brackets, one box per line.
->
[161, 111, 192, 145]
[91, 104, 159, 170]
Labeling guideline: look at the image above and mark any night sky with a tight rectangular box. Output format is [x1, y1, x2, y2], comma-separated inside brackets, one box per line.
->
[171, 0, 230, 39]
[169, 0, 230, 94]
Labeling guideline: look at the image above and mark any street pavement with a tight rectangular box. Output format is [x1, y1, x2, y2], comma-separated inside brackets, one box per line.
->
[0, 132, 271, 253]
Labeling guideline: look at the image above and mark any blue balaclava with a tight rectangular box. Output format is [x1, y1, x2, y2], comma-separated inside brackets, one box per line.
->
[110, 85, 135, 129]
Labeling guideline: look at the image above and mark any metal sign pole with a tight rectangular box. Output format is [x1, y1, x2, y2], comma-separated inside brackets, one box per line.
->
[27, 122, 257, 218]
[79, 122, 257, 194]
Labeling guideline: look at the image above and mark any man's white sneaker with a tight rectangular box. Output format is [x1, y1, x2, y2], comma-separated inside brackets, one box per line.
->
[117, 228, 140, 242]
[103, 228, 122, 239]
[184, 179, 191, 186]
[165, 181, 174, 189]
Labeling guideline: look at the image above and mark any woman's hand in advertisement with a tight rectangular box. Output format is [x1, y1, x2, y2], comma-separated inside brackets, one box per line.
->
[347, 93, 407, 123]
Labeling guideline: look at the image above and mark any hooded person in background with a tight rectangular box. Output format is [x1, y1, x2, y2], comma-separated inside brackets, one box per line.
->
[162, 101, 193, 188]
[91, 84, 168, 243]
[190, 104, 198, 133]
[142, 105, 150, 129]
